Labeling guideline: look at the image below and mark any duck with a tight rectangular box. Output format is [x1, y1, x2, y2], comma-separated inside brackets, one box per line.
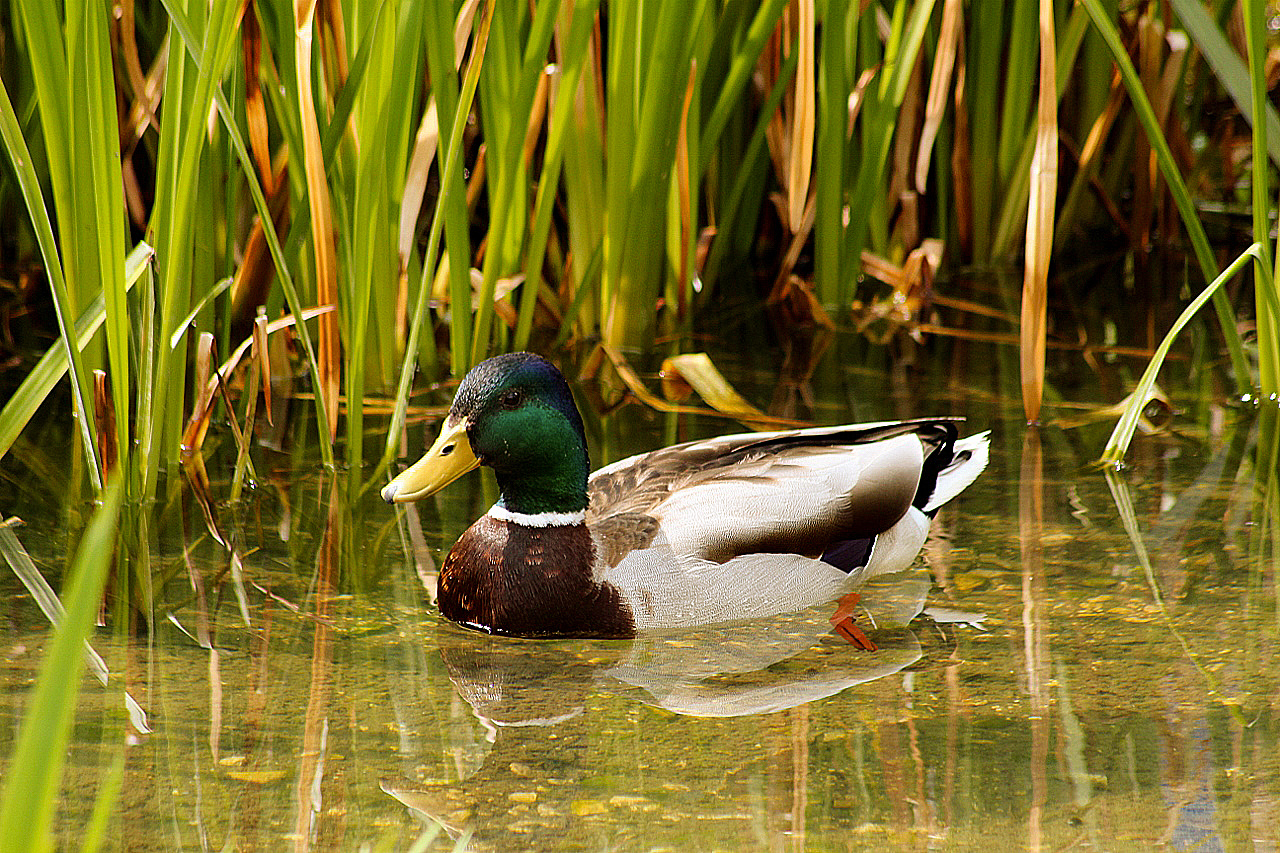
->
[382, 352, 988, 643]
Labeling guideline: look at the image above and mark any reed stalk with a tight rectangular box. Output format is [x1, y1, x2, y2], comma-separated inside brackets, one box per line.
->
[0, 0, 1276, 494]
[1238, 0, 1280, 396]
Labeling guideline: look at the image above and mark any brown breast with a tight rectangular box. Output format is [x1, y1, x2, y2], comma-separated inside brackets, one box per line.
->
[438, 514, 636, 638]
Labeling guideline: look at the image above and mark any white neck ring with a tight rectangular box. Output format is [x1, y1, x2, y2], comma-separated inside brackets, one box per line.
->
[487, 504, 586, 528]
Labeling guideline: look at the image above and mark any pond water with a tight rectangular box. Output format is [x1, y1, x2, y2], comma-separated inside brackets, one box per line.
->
[1, 321, 1278, 852]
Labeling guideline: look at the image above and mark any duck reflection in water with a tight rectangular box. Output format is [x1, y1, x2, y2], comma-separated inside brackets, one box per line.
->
[382, 567, 985, 847]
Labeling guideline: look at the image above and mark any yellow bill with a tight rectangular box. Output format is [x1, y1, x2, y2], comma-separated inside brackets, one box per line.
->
[382, 417, 479, 503]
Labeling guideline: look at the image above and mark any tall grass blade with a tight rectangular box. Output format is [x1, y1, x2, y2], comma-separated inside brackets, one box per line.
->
[1238, 0, 1278, 396]
[423, 0, 483, 375]
[703, 46, 799, 295]
[996, 0, 1038, 185]
[373, 0, 494, 489]
[69, 0, 131, 477]
[0, 76, 102, 489]
[514, 0, 602, 350]
[814, 0, 850, 303]
[701, 0, 790, 158]
[1079, 0, 1252, 394]
[1020, 0, 1058, 423]
[601, 0, 712, 350]
[964, 0, 1005, 262]
[145, 0, 245, 496]
[295, 0, 341, 444]
[158, 0, 335, 468]
[344, 0, 423, 478]
[469, 0, 561, 364]
[989, 4, 1087, 260]
[0, 480, 124, 850]
[842, 0, 936, 299]
[787, 0, 816, 232]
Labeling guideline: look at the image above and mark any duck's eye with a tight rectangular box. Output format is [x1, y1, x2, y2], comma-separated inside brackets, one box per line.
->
[499, 389, 522, 410]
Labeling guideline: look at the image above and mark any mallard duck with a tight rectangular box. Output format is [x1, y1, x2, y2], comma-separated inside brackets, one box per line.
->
[383, 352, 988, 641]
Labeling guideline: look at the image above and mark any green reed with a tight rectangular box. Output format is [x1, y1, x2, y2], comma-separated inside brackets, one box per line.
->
[1, 4, 1280, 843]
[1, 0, 1278, 495]
[0, 480, 124, 852]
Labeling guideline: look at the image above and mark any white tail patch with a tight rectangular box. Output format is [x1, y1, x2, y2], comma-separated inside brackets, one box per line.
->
[922, 431, 990, 513]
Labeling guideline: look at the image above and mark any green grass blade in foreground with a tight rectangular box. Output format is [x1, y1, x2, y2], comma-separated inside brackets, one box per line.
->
[0, 480, 124, 851]
[0, 243, 153, 462]
[1080, 0, 1252, 394]
[0, 76, 103, 489]
[1101, 244, 1263, 466]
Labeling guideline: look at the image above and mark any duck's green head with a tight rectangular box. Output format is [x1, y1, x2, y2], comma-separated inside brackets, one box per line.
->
[381, 353, 590, 514]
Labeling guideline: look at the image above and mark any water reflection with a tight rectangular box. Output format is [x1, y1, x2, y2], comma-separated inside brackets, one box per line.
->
[1018, 428, 1050, 852]
[3, 354, 1280, 851]
[384, 569, 934, 848]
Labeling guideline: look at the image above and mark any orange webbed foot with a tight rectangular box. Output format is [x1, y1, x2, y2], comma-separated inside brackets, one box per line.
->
[829, 591, 878, 651]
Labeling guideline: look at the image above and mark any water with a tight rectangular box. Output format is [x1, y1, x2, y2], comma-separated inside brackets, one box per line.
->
[1, 329, 1278, 851]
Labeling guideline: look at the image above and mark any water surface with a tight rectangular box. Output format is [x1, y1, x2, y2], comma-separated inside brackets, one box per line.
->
[1, 332, 1277, 852]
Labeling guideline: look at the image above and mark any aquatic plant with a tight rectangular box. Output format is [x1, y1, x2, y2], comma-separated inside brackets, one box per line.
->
[0, 0, 1278, 836]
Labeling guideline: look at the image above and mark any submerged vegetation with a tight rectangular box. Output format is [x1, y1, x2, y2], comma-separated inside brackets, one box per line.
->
[0, 0, 1278, 847]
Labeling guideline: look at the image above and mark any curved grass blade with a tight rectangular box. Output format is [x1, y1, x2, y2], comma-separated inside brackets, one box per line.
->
[167, 276, 233, 350]
[1100, 244, 1263, 465]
